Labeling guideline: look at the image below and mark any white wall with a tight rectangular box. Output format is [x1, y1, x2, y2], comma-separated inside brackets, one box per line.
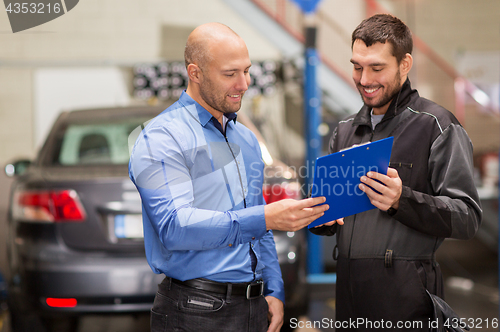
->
[34, 68, 131, 148]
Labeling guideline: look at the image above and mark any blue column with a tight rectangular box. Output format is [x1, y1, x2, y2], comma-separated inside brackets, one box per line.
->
[304, 34, 323, 275]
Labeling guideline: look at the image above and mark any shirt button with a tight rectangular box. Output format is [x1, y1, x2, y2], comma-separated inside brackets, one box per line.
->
[228, 244, 232, 247]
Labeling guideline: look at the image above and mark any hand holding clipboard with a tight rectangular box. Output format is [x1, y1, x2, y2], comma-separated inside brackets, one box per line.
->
[309, 137, 394, 228]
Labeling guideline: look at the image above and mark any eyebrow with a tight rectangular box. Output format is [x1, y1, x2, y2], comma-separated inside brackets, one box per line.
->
[350, 59, 386, 67]
[222, 65, 252, 72]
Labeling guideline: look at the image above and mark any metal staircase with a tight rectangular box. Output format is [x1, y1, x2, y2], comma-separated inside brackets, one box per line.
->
[222, 0, 362, 117]
[227, 0, 499, 121]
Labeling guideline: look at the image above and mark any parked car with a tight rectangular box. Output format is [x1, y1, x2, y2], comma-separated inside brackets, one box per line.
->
[4, 105, 307, 331]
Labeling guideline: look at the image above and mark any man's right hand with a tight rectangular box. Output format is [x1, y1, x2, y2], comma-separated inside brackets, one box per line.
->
[313, 218, 344, 228]
[264, 197, 329, 232]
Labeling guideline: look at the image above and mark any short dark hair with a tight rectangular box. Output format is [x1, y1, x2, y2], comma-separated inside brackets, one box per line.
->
[352, 14, 413, 63]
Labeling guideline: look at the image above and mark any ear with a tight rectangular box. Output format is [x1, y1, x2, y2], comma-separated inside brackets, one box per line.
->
[400, 53, 413, 77]
[187, 63, 202, 83]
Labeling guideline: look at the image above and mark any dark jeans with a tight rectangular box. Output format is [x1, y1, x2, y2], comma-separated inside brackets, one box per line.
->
[151, 277, 269, 332]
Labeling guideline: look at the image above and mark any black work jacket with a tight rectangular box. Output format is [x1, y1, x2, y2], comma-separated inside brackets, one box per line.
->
[312, 79, 482, 262]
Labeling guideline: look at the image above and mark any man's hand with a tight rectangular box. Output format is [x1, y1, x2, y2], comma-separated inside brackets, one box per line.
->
[313, 218, 344, 228]
[264, 197, 329, 231]
[265, 296, 284, 332]
[359, 167, 402, 211]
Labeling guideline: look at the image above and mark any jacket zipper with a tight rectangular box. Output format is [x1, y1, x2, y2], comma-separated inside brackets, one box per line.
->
[347, 127, 374, 310]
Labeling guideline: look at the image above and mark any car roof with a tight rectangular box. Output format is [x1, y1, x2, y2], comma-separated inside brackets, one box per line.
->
[62, 104, 171, 123]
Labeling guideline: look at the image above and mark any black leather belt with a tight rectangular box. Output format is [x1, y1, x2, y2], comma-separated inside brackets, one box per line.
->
[169, 277, 264, 299]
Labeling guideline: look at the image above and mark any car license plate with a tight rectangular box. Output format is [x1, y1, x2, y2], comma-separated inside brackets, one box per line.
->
[114, 214, 143, 239]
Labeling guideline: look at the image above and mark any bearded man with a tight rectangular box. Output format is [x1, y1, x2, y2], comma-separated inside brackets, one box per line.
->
[311, 14, 481, 331]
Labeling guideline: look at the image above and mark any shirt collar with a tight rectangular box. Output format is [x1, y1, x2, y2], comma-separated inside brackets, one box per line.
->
[179, 91, 238, 130]
[211, 112, 237, 135]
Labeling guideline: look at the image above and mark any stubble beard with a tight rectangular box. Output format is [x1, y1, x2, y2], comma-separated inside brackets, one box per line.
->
[359, 69, 402, 110]
[199, 77, 243, 114]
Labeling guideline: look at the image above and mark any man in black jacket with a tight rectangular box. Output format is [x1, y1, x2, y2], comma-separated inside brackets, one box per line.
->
[311, 14, 482, 331]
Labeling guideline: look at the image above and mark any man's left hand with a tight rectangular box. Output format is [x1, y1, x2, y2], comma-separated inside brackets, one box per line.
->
[359, 167, 402, 211]
[265, 296, 284, 332]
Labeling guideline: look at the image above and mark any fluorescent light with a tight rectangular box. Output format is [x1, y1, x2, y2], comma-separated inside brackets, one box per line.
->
[259, 142, 274, 165]
[471, 89, 490, 107]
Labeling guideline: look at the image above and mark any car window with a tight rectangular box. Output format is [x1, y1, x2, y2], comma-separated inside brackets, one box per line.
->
[57, 119, 150, 166]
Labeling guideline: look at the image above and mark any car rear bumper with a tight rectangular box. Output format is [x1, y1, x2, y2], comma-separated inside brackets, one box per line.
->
[16, 253, 163, 313]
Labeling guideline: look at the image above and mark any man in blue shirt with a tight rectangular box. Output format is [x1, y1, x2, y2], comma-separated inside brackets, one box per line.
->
[129, 23, 328, 332]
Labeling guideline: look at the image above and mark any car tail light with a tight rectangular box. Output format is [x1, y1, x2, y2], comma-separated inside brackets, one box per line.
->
[13, 189, 86, 222]
[46, 298, 77, 308]
[263, 182, 301, 204]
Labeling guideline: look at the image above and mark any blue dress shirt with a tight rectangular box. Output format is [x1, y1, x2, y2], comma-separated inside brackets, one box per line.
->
[129, 92, 285, 302]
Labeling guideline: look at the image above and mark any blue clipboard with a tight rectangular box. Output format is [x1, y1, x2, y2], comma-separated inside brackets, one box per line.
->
[308, 137, 394, 228]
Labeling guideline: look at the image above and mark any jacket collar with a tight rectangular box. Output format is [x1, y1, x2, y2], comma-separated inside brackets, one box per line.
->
[352, 78, 418, 127]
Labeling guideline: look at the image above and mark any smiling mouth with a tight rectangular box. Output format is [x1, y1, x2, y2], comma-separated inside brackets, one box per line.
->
[363, 87, 380, 95]
[228, 94, 243, 101]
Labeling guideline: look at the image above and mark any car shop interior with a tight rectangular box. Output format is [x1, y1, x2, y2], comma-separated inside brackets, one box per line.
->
[0, 0, 499, 331]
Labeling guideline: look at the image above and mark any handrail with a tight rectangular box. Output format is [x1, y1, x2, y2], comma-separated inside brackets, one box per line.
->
[250, 0, 304, 43]
[250, 0, 355, 89]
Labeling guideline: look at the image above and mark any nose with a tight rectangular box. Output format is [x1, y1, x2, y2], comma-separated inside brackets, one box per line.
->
[358, 69, 372, 87]
[236, 72, 249, 92]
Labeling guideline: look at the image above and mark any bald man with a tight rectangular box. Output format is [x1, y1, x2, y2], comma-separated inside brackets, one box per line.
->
[129, 23, 329, 332]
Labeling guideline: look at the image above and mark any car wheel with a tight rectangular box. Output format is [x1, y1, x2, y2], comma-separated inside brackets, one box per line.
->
[42, 316, 79, 332]
[9, 309, 47, 332]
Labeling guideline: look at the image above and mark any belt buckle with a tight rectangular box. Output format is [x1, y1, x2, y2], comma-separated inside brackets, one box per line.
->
[246, 280, 264, 300]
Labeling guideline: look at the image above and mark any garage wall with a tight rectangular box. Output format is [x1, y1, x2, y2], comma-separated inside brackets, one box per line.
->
[0, 68, 33, 162]
[33, 68, 131, 148]
[0, 0, 282, 165]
